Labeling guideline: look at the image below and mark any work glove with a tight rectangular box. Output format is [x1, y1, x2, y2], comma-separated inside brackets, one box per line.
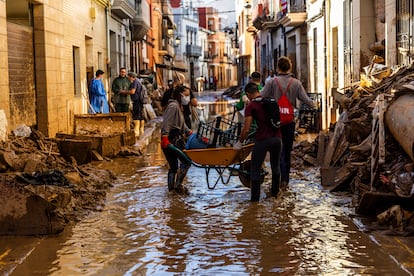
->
[233, 141, 242, 150]
[161, 135, 171, 149]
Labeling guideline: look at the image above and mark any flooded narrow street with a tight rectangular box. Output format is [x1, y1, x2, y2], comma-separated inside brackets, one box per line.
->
[1, 93, 413, 275]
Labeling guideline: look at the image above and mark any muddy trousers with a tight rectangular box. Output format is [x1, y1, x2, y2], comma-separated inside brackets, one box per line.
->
[250, 136, 282, 201]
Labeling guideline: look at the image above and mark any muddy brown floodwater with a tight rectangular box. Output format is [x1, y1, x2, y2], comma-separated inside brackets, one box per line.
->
[2, 139, 410, 275]
[1, 93, 413, 275]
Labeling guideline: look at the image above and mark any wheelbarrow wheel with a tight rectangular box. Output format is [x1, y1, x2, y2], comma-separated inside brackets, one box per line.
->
[238, 160, 266, 188]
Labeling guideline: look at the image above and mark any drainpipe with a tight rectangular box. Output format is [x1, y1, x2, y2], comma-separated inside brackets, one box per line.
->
[105, 5, 111, 76]
[323, 0, 330, 130]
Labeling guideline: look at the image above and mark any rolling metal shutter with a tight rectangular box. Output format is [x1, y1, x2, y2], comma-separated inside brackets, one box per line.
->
[7, 22, 36, 128]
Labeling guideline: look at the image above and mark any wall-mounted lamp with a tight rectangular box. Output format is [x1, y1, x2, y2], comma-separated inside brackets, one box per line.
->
[175, 36, 181, 46]
[167, 28, 174, 37]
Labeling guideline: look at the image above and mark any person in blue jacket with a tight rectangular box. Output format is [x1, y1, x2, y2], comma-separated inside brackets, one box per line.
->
[89, 69, 109, 114]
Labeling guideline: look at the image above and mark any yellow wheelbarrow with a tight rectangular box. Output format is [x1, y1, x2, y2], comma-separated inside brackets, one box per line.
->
[168, 143, 257, 189]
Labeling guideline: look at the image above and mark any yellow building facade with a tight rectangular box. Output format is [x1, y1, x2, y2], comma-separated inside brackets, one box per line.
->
[1, 0, 109, 137]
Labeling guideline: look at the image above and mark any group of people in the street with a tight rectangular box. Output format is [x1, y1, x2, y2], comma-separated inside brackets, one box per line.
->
[88, 57, 316, 202]
[237, 56, 316, 201]
[88, 67, 148, 137]
[160, 56, 316, 202]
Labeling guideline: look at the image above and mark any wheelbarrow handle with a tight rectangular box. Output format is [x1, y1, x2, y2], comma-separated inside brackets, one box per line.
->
[167, 144, 193, 164]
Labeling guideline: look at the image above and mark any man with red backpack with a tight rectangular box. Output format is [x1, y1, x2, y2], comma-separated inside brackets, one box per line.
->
[261, 56, 316, 189]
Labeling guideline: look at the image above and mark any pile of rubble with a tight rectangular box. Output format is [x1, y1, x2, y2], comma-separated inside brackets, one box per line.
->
[0, 128, 116, 235]
[293, 60, 414, 234]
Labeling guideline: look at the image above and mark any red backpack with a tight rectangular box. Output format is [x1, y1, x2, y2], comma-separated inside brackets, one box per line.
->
[274, 77, 294, 125]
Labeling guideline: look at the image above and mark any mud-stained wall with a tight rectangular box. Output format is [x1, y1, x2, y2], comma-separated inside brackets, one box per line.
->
[7, 22, 36, 129]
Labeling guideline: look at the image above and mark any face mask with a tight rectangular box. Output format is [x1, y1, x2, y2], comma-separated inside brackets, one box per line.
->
[181, 95, 190, 105]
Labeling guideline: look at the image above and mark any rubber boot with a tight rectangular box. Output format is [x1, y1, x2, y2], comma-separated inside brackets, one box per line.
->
[167, 171, 176, 192]
[140, 120, 145, 135]
[176, 163, 191, 186]
[175, 163, 190, 195]
[133, 120, 140, 137]
[271, 174, 280, 196]
[250, 180, 261, 202]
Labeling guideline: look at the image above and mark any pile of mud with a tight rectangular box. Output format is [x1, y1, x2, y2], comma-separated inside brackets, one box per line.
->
[0, 129, 116, 235]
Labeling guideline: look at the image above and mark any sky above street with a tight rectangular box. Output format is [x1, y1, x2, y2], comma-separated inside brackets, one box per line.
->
[186, 0, 236, 26]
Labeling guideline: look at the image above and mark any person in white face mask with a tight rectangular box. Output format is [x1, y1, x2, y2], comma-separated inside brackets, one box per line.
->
[160, 85, 193, 194]
[181, 85, 198, 129]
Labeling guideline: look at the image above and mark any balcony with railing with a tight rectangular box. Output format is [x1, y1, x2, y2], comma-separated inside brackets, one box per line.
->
[111, 0, 136, 19]
[203, 51, 218, 61]
[131, 0, 150, 41]
[279, 0, 307, 27]
[186, 44, 202, 58]
[252, 3, 278, 30]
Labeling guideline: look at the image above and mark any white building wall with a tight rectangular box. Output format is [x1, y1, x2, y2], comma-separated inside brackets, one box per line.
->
[352, 0, 375, 80]
[108, 17, 129, 79]
[307, 0, 327, 129]
[198, 29, 209, 78]
[385, 0, 397, 66]
[329, 0, 345, 91]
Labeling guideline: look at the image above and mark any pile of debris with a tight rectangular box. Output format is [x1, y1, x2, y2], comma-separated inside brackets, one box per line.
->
[0, 128, 117, 235]
[317, 60, 414, 233]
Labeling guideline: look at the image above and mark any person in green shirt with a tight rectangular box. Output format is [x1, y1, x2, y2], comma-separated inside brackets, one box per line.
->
[235, 71, 263, 112]
[111, 67, 131, 112]
[235, 71, 262, 136]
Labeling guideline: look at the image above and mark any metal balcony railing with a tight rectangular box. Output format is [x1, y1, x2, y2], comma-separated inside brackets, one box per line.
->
[186, 44, 202, 57]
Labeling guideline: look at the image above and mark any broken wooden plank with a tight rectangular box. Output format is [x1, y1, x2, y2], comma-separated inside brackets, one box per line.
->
[57, 139, 92, 165]
[91, 150, 104, 161]
[356, 191, 414, 216]
[323, 111, 347, 167]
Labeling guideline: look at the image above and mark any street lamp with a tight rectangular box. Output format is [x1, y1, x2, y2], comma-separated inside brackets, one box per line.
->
[175, 36, 181, 47]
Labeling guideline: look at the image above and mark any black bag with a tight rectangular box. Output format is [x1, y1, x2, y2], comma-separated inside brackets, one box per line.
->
[252, 97, 281, 130]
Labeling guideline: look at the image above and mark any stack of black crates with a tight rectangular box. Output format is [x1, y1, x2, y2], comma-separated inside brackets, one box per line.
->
[298, 93, 322, 132]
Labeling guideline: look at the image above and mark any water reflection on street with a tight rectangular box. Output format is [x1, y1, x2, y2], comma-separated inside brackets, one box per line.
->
[10, 144, 405, 275]
[4, 92, 411, 275]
